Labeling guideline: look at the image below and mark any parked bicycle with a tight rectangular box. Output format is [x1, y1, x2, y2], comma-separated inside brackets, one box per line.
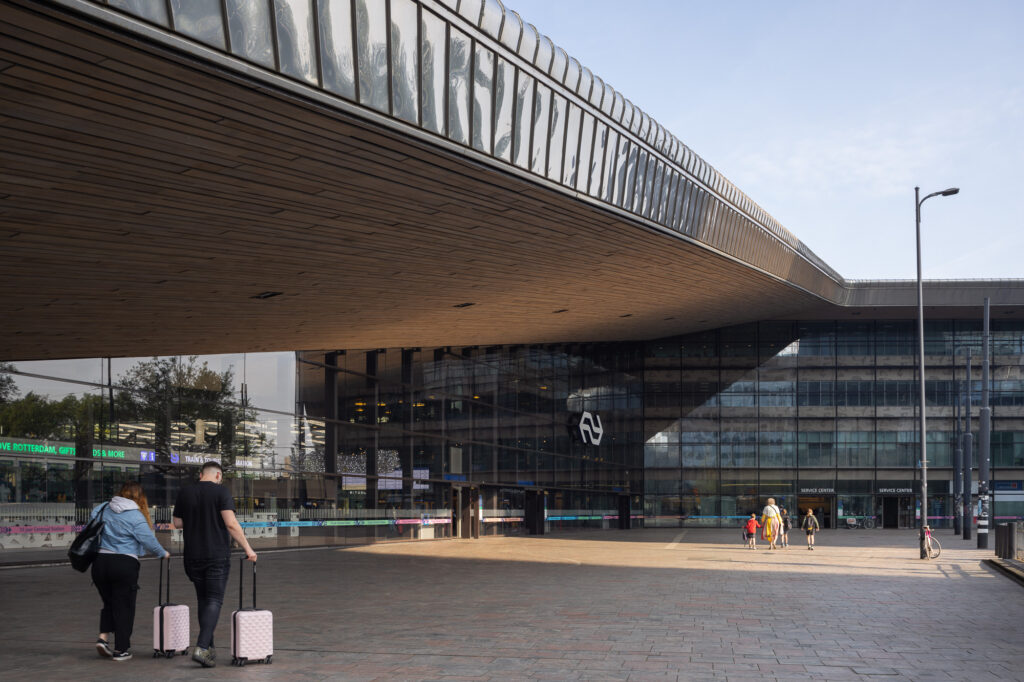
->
[924, 526, 941, 559]
[843, 515, 877, 529]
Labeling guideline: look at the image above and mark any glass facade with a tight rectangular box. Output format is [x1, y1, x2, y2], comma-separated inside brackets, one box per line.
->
[2, 319, 1023, 556]
[644, 320, 1024, 530]
[0, 344, 643, 554]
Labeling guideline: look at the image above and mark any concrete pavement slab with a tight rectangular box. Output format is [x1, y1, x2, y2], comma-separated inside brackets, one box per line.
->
[0, 528, 1021, 681]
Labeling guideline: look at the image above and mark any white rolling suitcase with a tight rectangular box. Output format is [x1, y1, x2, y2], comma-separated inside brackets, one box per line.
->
[152, 557, 190, 658]
[231, 558, 273, 666]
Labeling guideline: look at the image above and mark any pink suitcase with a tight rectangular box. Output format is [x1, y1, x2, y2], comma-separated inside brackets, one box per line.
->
[152, 557, 190, 658]
[231, 558, 273, 666]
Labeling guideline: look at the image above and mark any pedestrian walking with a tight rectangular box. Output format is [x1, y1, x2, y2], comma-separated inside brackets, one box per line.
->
[90, 481, 170, 662]
[760, 497, 782, 550]
[744, 513, 762, 549]
[801, 508, 820, 550]
[172, 461, 257, 668]
[780, 507, 792, 548]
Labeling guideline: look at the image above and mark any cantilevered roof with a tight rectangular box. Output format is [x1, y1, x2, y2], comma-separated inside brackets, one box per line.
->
[0, 0, 1020, 361]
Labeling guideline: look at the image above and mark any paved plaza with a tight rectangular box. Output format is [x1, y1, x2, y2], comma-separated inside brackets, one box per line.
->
[1, 528, 1022, 681]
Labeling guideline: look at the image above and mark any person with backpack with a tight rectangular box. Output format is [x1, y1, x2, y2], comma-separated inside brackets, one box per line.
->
[780, 507, 792, 548]
[801, 508, 821, 550]
[744, 513, 762, 549]
[90, 481, 170, 661]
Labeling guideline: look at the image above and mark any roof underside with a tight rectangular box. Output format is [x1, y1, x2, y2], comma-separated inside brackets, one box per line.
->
[1, 1, 1021, 361]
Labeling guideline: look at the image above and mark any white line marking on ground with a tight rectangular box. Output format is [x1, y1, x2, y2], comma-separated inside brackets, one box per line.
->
[664, 531, 687, 549]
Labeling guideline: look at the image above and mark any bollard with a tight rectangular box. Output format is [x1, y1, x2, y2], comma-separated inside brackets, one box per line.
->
[1011, 522, 1020, 561]
[995, 523, 1005, 558]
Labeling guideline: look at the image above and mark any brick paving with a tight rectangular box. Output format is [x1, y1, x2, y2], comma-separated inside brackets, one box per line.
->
[1, 528, 1022, 681]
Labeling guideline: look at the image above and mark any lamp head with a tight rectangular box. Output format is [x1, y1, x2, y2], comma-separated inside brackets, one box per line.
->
[940, 187, 960, 196]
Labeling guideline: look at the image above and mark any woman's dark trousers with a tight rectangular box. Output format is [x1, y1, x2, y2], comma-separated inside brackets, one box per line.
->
[91, 553, 141, 653]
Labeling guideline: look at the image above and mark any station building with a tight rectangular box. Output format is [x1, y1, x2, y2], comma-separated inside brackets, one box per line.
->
[2, 0, 1022, 555]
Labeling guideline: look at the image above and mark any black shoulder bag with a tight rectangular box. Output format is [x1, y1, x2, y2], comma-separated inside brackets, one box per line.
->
[68, 502, 109, 572]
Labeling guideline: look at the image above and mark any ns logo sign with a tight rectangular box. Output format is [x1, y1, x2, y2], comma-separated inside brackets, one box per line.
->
[571, 411, 604, 446]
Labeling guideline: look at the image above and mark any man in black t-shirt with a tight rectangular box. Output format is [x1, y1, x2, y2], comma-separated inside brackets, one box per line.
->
[173, 461, 256, 668]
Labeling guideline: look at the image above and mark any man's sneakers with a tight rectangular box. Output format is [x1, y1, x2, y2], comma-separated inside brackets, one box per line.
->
[192, 645, 216, 668]
[95, 639, 113, 658]
[111, 650, 132, 662]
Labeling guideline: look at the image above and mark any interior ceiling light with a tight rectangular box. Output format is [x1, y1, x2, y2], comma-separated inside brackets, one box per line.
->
[251, 291, 283, 300]
[453, 302, 475, 308]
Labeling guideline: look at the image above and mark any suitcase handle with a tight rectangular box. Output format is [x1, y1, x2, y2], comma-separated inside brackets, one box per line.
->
[158, 555, 172, 604]
[238, 557, 256, 610]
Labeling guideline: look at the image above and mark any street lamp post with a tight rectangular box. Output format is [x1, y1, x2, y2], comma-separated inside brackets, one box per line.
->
[916, 185, 960, 559]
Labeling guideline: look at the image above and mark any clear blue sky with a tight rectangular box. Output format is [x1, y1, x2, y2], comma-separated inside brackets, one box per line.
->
[505, 0, 1023, 280]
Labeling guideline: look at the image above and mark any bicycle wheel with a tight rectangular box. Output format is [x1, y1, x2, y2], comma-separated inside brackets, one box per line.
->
[928, 537, 941, 559]
[863, 517, 876, 529]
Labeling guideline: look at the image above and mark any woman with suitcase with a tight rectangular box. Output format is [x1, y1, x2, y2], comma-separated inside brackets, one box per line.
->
[90, 481, 169, 661]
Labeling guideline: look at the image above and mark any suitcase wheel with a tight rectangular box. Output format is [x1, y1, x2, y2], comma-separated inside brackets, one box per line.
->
[265, 655, 272, 664]
[165, 651, 175, 659]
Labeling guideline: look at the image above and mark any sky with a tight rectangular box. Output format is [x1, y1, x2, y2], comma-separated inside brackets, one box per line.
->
[504, 0, 1023, 281]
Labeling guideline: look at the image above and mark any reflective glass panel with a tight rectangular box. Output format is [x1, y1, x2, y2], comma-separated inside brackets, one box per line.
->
[622, 143, 638, 209]
[420, 10, 446, 135]
[355, 0, 389, 113]
[547, 94, 566, 181]
[447, 27, 471, 145]
[318, 0, 355, 98]
[530, 83, 550, 175]
[109, 0, 169, 25]
[643, 155, 658, 219]
[480, 0, 503, 36]
[472, 44, 494, 153]
[601, 129, 617, 201]
[513, 72, 533, 169]
[535, 36, 553, 71]
[275, 0, 317, 84]
[226, 0, 274, 68]
[562, 103, 581, 186]
[171, 0, 225, 49]
[575, 112, 594, 193]
[390, 0, 419, 124]
[612, 137, 629, 206]
[493, 58, 515, 162]
[499, 10, 522, 51]
[518, 23, 538, 62]
[589, 121, 606, 197]
[552, 48, 569, 81]
[578, 67, 592, 99]
[632, 149, 648, 213]
[457, 0, 482, 23]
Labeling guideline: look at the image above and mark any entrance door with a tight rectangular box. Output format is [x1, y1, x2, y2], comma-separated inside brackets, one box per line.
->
[618, 495, 631, 530]
[798, 496, 835, 529]
[883, 497, 898, 528]
[524, 490, 545, 535]
[453, 486, 479, 539]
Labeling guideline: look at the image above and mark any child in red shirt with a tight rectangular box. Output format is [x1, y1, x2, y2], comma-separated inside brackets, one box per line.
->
[744, 513, 762, 549]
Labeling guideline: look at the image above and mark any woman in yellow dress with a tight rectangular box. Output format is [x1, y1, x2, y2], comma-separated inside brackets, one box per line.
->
[760, 497, 782, 550]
